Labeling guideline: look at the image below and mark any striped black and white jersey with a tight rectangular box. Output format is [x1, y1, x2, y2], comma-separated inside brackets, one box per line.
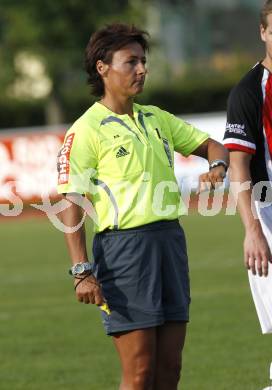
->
[223, 62, 272, 186]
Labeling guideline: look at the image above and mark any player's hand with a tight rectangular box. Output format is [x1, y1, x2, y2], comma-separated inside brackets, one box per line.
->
[74, 274, 105, 305]
[244, 226, 272, 277]
[197, 166, 226, 193]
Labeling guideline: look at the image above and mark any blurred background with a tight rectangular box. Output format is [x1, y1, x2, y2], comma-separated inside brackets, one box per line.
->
[0, 0, 264, 128]
[1, 1, 271, 390]
[0, 0, 265, 201]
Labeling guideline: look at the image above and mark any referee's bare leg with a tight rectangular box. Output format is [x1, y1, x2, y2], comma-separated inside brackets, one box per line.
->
[154, 322, 187, 390]
[113, 328, 156, 390]
[113, 323, 186, 389]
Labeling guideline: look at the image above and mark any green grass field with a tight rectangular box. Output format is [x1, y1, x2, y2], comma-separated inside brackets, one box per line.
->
[0, 213, 271, 390]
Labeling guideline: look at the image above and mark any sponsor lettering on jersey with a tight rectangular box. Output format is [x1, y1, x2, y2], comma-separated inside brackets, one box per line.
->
[226, 122, 246, 136]
[57, 133, 75, 184]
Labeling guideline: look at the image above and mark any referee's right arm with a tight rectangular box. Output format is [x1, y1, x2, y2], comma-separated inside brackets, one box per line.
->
[60, 193, 104, 305]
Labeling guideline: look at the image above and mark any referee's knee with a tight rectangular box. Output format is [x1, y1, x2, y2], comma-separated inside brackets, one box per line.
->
[121, 360, 154, 389]
[133, 363, 154, 389]
[156, 356, 182, 387]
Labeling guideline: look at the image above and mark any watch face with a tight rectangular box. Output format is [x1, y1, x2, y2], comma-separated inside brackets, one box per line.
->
[74, 263, 84, 274]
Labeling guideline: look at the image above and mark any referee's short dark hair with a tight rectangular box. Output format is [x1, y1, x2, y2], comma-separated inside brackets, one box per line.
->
[261, 0, 272, 29]
[85, 23, 149, 97]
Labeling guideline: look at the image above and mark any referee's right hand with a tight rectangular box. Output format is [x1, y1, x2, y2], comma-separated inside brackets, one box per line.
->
[74, 274, 105, 305]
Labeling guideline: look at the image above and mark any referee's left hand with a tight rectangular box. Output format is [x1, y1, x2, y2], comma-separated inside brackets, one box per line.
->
[198, 166, 226, 193]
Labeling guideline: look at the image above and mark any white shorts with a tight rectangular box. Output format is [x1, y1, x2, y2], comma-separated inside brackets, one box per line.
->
[248, 202, 272, 334]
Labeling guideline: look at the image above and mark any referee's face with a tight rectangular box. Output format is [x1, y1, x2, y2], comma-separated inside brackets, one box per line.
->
[261, 13, 272, 66]
[103, 42, 147, 98]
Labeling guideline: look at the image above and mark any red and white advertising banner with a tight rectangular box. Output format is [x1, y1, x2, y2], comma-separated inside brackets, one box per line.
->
[0, 113, 226, 204]
[0, 128, 65, 204]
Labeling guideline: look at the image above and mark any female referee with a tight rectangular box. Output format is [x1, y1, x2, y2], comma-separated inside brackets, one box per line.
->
[57, 23, 229, 390]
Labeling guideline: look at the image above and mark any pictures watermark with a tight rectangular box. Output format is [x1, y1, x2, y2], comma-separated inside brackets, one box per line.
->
[1, 173, 272, 233]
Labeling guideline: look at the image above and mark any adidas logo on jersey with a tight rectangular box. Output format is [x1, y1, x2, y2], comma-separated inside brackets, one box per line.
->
[116, 146, 130, 158]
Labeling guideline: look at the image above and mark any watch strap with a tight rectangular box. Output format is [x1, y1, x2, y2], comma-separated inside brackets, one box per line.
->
[209, 159, 228, 172]
[69, 261, 93, 276]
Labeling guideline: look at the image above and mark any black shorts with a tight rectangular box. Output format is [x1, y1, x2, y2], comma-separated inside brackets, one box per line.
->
[92, 219, 190, 335]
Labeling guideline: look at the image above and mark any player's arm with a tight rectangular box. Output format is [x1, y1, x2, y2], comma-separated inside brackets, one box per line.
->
[60, 193, 104, 305]
[192, 138, 229, 192]
[229, 151, 271, 276]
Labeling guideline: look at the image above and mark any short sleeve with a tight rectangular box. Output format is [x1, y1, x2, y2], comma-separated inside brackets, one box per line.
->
[161, 110, 209, 156]
[223, 86, 257, 154]
[57, 125, 98, 194]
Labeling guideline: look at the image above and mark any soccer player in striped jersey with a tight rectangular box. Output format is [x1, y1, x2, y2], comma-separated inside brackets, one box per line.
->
[223, 0, 272, 278]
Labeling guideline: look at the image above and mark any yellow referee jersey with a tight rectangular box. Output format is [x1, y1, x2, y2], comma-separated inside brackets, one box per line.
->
[57, 102, 209, 232]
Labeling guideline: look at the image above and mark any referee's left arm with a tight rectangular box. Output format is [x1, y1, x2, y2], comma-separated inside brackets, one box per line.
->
[192, 138, 229, 192]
